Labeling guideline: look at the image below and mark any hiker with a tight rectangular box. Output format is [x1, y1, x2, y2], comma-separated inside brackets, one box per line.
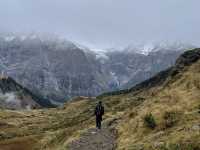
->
[95, 101, 104, 129]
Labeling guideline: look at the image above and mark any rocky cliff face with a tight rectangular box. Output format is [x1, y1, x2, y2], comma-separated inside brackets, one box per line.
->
[99, 42, 193, 89]
[0, 34, 193, 103]
[0, 35, 116, 103]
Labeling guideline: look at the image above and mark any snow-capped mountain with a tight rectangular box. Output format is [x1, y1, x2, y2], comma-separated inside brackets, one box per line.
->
[0, 34, 195, 103]
[0, 34, 117, 103]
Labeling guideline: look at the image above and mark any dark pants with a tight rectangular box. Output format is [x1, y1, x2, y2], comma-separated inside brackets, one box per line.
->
[96, 115, 102, 129]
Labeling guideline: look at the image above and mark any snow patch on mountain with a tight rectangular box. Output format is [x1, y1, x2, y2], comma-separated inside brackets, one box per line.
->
[125, 41, 195, 55]
[136, 43, 155, 55]
[94, 49, 109, 60]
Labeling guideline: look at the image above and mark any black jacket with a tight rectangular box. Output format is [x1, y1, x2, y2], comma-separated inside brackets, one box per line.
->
[95, 104, 104, 117]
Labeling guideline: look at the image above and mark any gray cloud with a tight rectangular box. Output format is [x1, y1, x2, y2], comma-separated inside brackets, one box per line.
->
[0, 0, 200, 48]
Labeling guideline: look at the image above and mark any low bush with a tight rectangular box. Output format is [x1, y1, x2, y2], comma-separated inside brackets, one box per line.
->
[144, 113, 156, 129]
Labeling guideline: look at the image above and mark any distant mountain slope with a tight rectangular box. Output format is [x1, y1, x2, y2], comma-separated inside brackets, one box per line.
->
[104, 48, 184, 89]
[0, 76, 53, 109]
[106, 42, 195, 89]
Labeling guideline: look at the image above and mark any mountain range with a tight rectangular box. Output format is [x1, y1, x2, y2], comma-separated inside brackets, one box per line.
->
[0, 34, 195, 104]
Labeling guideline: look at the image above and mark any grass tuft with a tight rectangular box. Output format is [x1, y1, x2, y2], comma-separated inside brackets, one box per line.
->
[163, 111, 180, 128]
[144, 113, 156, 129]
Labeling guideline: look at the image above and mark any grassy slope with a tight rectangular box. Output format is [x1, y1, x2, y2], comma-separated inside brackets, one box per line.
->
[0, 49, 200, 150]
[0, 99, 97, 150]
[116, 59, 200, 149]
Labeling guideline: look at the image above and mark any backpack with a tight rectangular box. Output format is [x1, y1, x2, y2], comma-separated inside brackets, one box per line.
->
[96, 105, 104, 116]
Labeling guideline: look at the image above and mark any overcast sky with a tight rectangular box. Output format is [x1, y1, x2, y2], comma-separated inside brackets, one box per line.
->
[0, 0, 199, 48]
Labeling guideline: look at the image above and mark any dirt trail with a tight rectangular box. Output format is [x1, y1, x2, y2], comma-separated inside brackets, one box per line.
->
[68, 126, 116, 150]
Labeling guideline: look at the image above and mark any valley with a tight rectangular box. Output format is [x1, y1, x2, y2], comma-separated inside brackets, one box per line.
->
[0, 1, 199, 150]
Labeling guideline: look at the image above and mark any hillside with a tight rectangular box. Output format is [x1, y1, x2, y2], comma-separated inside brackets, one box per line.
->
[0, 48, 200, 150]
[0, 76, 53, 109]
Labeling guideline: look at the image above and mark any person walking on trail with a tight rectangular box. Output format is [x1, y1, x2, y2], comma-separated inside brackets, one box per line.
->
[95, 101, 104, 129]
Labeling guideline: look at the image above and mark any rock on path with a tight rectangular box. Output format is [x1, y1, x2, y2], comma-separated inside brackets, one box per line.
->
[68, 127, 116, 150]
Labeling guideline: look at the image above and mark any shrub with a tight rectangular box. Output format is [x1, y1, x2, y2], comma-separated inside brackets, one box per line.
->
[144, 113, 156, 129]
[163, 111, 179, 128]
